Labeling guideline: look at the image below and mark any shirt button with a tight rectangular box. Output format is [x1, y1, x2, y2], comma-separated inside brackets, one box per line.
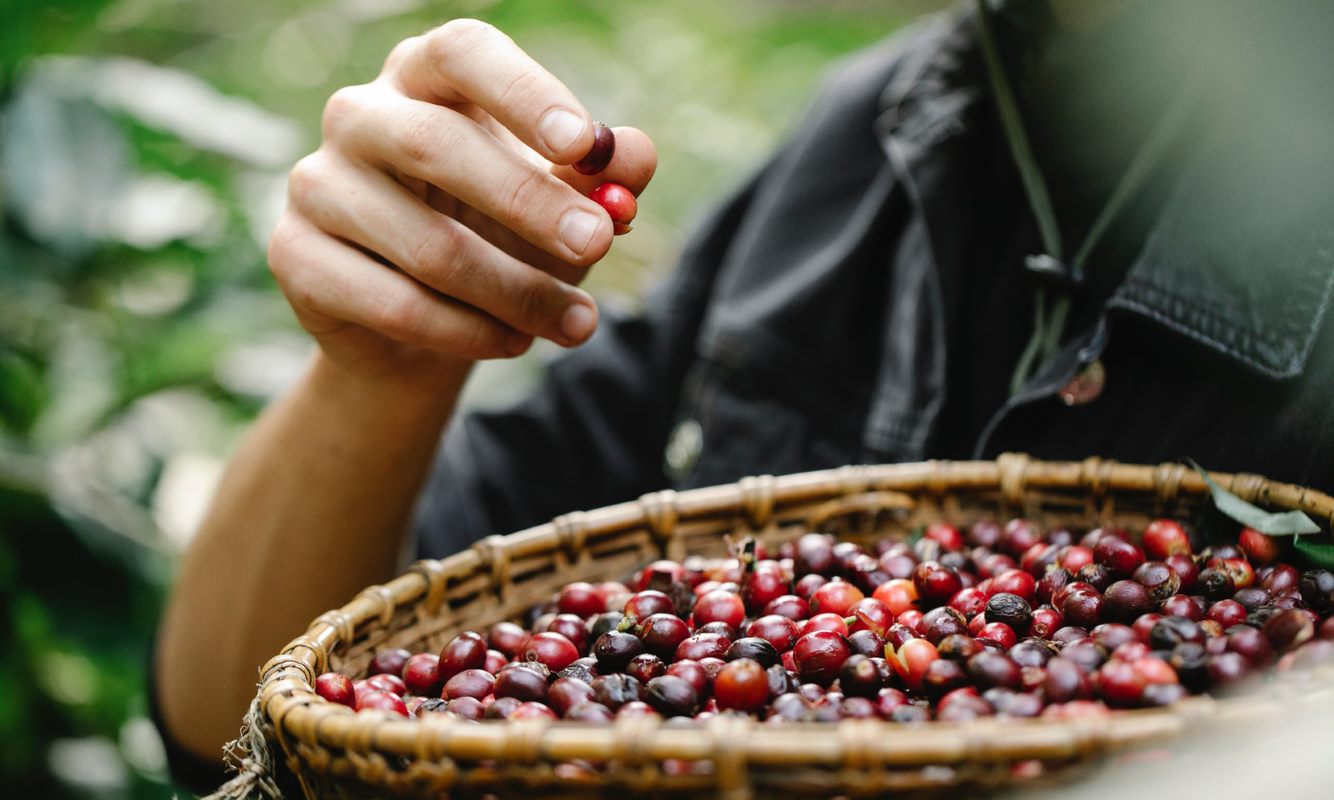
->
[1059, 359, 1106, 406]
[664, 418, 703, 480]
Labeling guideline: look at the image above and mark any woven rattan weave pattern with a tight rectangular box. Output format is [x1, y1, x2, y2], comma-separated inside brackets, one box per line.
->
[223, 454, 1334, 799]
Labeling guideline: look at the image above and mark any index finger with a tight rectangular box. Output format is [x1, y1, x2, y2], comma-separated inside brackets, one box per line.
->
[389, 19, 594, 165]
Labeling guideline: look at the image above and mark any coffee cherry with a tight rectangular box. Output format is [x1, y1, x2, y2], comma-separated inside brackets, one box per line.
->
[1142, 520, 1191, 559]
[639, 613, 691, 658]
[494, 664, 549, 702]
[1237, 528, 1282, 565]
[873, 579, 919, 616]
[1197, 567, 1236, 601]
[693, 590, 745, 629]
[715, 659, 770, 712]
[837, 654, 885, 698]
[645, 674, 698, 717]
[1132, 561, 1182, 603]
[626, 653, 667, 684]
[949, 587, 989, 619]
[355, 688, 408, 716]
[1093, 537, 1145, 576]
[967, 651, 1022, 690]
[725, 637, 781, 668]
[591, 183, 636, 230]
[977, 622, 1018, 649]
[912, 561, 963, 604]
[1261, 564, 1301, 594]
[1029, 607, 1063, 639]
[1263, 608, 1315, 652]
[920, 658, 970, 701]
[849, 598, 894, 638]
[1207, 651, 1252, 689]
[798, 613, 849, 639]
[547, 677, 596, 716]
[368, 648, 411, 677]
[558, 581, 605, 618]
[573, 122, 616, 175]
[1059, 588, 1103, 629]
[1299, 569, 1334, 613]
[523, 632, 580, 673]
[591, 673, 643, 709]
[792, 630, 852, 685]
[985, 592, 1033, 633]
[1207, 600, 1247, 629]
[747, 615, 798, 652]
[365, 673, 407, 696]
[742, 567, 790, 614]
[991, 570, 1038, 603]
[1150, 617, 1205, 651]
[1000, 519, 1043, 557]
[1159, 594, 1204, 622]
[401, 653, 443, 696]
[925, 523, 965, 551]
[315, 672, 355, 707]
[1098, 659, 1146, 707]
[888, 638, 939, 691]
[674, 632, 730, 662]
[936, 633, 984, 663]
[1102, 581, 1154, 624]
[544, 614, 590, 653]
[811, 579, 864, 617]
[763, 594, 810, 620]
[1164, 554, 1199, 591]
[624, 590, 676, 621]
[593, 631, 646, 672]
[920, 607, 969, 644]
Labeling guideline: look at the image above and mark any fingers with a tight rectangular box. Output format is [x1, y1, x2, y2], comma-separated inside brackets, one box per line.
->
[389, 19, 595, 165]
[289, 153, 598, 347]
[329, 88, 614, 266]
[267, 214, 531, 360]
[552, 126, 658, 198]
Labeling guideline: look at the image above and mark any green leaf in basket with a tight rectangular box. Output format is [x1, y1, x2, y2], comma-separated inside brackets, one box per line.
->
[1187, 460, 1320, 536]
[1294, 537, 1334, 571]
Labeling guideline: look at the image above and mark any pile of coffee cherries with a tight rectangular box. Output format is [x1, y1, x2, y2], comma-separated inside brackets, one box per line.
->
[316, 520, 1334, 724]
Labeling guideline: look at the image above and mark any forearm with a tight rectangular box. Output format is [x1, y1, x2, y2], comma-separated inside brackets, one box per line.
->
[155, 352, 468, 761]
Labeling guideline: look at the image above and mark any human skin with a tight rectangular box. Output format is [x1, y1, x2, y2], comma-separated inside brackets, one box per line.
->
[154, 18, 656, 763]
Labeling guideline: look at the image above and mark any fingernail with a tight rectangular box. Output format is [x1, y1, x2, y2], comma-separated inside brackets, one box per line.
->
[560, 302, 597, 343]
[559, 209, 600, 255]
[538, 108, 586, 154]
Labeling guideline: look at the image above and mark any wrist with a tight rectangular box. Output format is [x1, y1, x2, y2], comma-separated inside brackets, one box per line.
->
[307, 351, 472, 426]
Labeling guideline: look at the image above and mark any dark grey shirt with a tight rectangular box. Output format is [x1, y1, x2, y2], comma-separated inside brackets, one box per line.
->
[411, 5, 1334, 560]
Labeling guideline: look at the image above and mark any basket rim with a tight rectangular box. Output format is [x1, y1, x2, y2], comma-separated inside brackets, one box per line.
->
[253, 454, 1334, 788]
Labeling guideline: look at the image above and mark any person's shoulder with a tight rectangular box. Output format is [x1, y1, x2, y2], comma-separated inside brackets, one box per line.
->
[792, 7, 975, 141]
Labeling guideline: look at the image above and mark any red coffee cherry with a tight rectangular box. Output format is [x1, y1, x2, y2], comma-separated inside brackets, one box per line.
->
[315, 672, 355, 707]
[591, 182, 636, 231]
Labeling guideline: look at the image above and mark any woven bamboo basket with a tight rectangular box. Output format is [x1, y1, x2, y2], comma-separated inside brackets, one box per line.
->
[221, 454, 1334, 799]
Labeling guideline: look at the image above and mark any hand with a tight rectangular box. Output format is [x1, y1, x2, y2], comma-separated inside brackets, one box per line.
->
[267, 19, 657, 386]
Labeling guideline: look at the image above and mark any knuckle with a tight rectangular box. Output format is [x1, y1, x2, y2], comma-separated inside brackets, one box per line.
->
[512, 274, 559, 331]
[396, 107, 447, 168]
[457, 318, 504, 360]
[410, 221, 466, 282]
[285, 154, 325, 209]
[382, 36, 421, 74]
[427, 18, 496, 66]
[321, 85, 366, 141]
[498, 168, 548, 228]
[372, 293, 422, 341]
[493, 67, 544, 112]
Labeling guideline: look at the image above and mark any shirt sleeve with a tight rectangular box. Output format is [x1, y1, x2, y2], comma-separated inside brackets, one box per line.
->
[408, 174, 763, 559]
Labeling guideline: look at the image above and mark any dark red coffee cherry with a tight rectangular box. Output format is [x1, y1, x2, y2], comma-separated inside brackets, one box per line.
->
[645, 674, 698, 717]
[368, 648, 411, 677]
[792, 630, 852, 686]
[593, 631, 646, 672]
[573, 122, 616, 175]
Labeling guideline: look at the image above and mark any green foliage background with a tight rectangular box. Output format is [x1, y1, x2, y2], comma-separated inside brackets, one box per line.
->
[0, 1, 940, 796]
